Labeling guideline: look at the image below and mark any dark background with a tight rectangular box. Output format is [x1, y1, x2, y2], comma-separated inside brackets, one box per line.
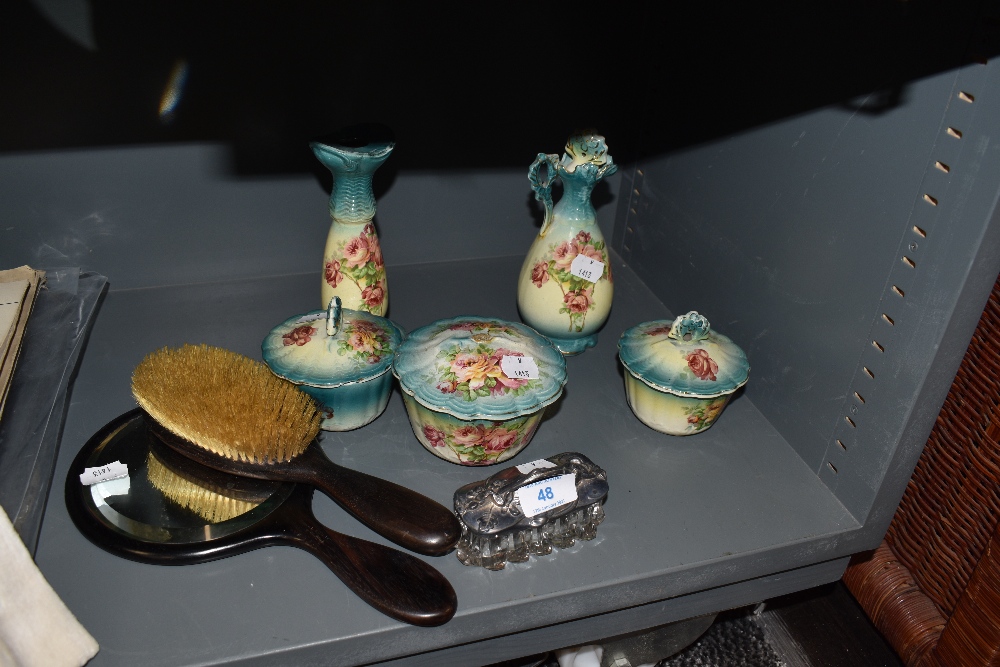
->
[2, 0, 997, 174]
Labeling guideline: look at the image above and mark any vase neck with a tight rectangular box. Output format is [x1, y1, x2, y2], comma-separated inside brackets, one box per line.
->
[330, 174, 376, 224]
[553, 171, 597, 223]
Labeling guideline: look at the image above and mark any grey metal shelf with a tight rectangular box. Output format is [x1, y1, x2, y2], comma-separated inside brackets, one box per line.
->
[37, 259, 861, 667]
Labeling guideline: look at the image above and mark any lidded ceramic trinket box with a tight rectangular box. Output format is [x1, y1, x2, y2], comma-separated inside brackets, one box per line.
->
[261, 297, 403, 431]
[453, 452, 609, 570]
[618, 311, 749, 435]
[391, 316, 567, 466]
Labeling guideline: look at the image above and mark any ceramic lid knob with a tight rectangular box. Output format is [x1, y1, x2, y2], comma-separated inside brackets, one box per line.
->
[618, 311, 750, 398]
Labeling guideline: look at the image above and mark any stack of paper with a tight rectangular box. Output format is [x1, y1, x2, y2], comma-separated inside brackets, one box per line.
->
[0, 266, 45, 422]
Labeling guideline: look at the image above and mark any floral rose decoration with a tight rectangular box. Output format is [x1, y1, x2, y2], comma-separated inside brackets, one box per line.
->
[423, 425, 447, 448]
[552, 241, 575, 270]
[531, 261, 549, 288]
[450, 353, 502, 391]
[324, 259, 343, 288]
[452, 424, 487, 446]
[645, 325, 673, 337]
[686, 349, 719, 381]
[482, 427, 518, 453]
[343, 235, 371, 268]
[282, 325, 316, 346]
[362, 284, 385, 308]
[563, 288, 592, 314]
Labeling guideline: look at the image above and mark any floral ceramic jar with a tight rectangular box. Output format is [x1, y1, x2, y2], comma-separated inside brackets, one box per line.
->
[392, 317, 568, 466]
[261, 297, 403, 431]
[618, 311, 749, 435]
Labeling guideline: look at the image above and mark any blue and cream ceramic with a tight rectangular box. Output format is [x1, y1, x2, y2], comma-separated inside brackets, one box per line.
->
[517, 133, 617, 356]
[618, 311, 750, 435]
[262, 297, 403, 431]
[391, 316, 568, 466]
[312, 124, 394, 315]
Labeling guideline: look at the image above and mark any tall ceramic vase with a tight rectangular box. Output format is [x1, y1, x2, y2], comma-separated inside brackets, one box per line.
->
[517, 132, 618, 355]
[311, 124, 394, 315]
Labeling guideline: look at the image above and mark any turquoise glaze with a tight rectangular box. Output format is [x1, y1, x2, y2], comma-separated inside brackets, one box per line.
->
[517, 133, 618, 355]
[262, 298, 403, 431]
[618, 312, 749, 435]
[312, 124, 394, 315]
[392, 317, 567, 465]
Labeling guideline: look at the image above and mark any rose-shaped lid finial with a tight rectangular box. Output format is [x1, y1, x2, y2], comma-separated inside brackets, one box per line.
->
[262, 304, 403, 388]
[618, 311, 750, 398]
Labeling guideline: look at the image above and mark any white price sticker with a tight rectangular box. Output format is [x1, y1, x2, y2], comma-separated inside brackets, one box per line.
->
[570, 255, 605, 283]
[515, 473, 578, 518]
[501, 355, 539, 380]
[516, 458, 558, 475]
[80, 461, 128, 486]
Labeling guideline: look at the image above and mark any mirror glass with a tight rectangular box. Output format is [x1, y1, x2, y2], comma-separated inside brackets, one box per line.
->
[77, 411, 293, 544]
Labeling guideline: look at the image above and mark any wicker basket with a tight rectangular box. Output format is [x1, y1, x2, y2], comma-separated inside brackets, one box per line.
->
[844, 274, 1000, 666]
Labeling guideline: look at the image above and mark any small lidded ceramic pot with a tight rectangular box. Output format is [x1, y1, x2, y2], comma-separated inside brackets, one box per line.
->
[392, 316, 568, 466]
[618, 311, 749, 435]
[262, 297, 403, 431]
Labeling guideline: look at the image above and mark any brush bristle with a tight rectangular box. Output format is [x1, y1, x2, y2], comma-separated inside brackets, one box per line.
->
[131, 344, 321, 464]
[146, 450, 261, 524]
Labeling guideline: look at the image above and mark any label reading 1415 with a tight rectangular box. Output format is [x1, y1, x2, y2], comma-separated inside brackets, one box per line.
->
[500, 355, 539, 380]
[570, 255, 605, 283]
[515, 473, 578, 517]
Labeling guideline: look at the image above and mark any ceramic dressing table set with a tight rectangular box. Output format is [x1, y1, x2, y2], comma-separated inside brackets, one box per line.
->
[66, 125, 750, 627]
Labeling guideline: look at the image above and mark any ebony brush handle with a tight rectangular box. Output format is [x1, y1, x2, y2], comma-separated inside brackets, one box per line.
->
[292, 444, 462, 557]
[279, 490, 457, 627]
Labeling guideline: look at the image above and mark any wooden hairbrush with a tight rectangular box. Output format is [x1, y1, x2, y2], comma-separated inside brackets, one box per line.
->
[131, 344, 461, 556]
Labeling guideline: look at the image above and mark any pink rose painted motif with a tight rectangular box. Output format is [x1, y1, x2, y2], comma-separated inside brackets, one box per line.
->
[326, 224, 387, 315]
[644, 324, 673, 337]
[686, 349, 719, 381]
[682, 398, 729, 432]
[532, 230, 611, 332]
[420, 417, 535, 464]
[324, 259, 343, 288]
[434, 342, 541, 402]
[283, 325, 316, 347]
[335, 318, 392, 364]
[423, 425, 447, 448]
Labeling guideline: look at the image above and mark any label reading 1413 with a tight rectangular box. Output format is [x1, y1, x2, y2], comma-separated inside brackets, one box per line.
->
[515, 473, 578, 517]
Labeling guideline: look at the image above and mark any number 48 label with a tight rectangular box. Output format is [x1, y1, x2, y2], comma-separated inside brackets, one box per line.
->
[515, 473, 578, 517]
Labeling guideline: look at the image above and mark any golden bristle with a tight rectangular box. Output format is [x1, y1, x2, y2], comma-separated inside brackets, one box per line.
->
[131, 344, 321, 464]
[146, 450, 261, 524]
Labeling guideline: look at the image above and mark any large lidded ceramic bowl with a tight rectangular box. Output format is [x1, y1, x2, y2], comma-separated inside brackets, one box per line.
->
[392, 316, 568, 466]
[618, 311, 749, 435]
[262, 297, 403, 431]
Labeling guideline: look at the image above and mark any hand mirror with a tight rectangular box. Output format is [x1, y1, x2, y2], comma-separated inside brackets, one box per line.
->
[65, 408, 456, 627]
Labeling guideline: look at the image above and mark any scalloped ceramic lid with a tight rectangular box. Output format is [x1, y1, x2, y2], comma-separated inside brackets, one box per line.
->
[618, 311, 750, 398]
[392, 316, 568, 420]
[262, 308, 402, 388]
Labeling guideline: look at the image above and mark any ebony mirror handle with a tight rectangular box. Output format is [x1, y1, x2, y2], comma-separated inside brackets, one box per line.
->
[284, 499, 457, 627]
[297, 445, 462, 557]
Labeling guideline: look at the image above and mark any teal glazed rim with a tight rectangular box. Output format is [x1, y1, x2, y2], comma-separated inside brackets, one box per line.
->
[392, 316, 568, 421]
[618, 312, 750, 398]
